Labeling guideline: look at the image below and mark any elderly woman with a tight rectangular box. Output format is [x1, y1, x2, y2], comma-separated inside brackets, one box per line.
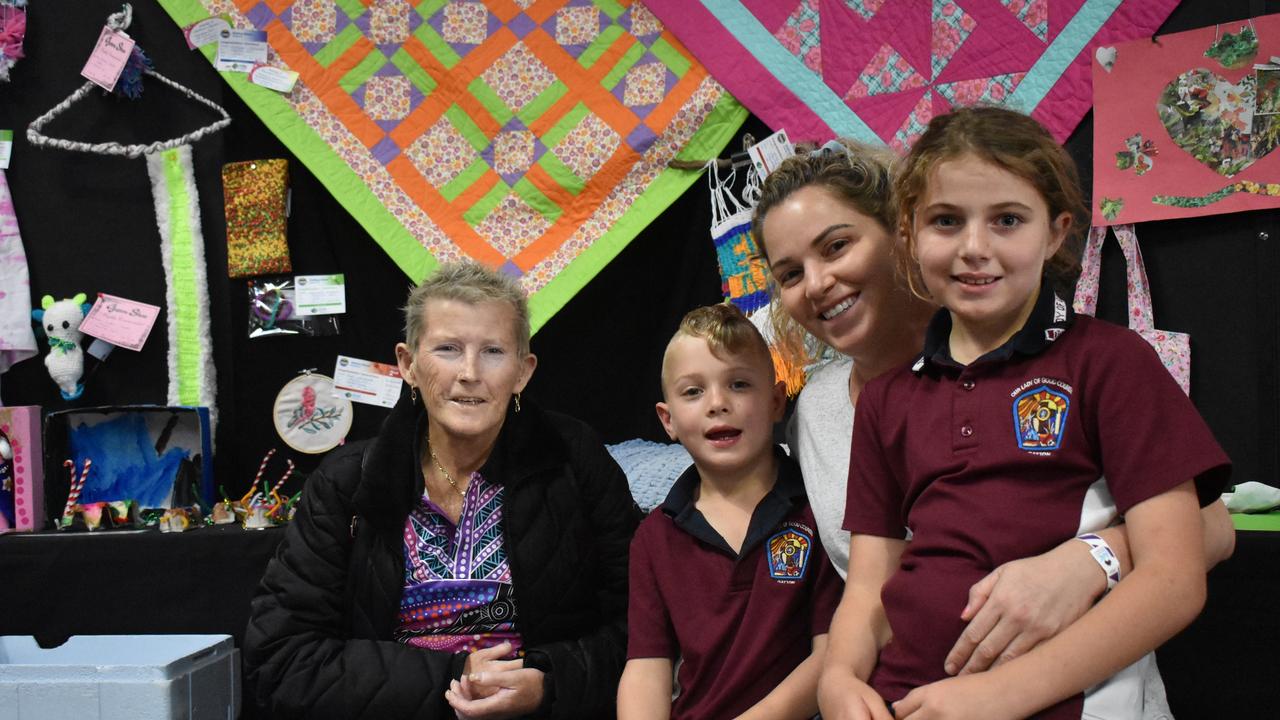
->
[752, 142, 1234, 709]
[245, 262, 640, 719]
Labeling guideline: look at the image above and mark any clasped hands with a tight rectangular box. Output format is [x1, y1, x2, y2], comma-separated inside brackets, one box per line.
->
[824, 548, 1101, 720]
[446, 641, 545, 720]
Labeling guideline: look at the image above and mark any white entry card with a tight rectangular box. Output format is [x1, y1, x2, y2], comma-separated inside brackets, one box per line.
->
[183, 17, 232, 50]
[294, 274, 347, 316]
[215, 28, 268, 72]
[333, 356, 403, 408]
[746, 129, 795, 180]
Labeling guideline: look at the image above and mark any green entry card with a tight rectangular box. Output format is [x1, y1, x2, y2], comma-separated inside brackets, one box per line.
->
[0, 129, 12, 170]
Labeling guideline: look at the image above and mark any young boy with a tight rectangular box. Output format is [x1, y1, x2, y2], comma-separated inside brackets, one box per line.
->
[617, 303, 843, 719]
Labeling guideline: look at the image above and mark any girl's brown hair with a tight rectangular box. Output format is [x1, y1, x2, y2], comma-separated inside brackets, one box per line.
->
[750, 140, 898, 367]
[893, 106, 1087, 299]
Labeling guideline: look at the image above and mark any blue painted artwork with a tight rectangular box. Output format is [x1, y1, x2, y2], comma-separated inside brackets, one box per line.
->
[69, 414, 191, 507]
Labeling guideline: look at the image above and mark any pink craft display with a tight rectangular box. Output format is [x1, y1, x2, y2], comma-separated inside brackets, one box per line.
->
[1092, 13, 1280, 224]
[0, 405, 42, 533]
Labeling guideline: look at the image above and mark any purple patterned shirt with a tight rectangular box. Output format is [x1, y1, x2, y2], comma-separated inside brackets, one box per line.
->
[396, 471, 522, 655]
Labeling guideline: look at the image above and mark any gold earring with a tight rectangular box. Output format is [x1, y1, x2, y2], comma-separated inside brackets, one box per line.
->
[410, 386, 418, 405]
[514, 392, 521, 413]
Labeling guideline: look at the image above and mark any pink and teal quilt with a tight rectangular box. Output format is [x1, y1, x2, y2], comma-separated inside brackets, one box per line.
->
[642, 0, 1178, 150]
[155, 0, 747, 329]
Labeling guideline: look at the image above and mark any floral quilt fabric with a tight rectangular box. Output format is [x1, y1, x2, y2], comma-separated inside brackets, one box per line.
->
[157, 0, 746, 328]
[642, 0, 1177, 150]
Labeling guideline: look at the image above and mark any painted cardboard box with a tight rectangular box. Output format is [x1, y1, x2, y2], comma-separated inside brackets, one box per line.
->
[43, 406, 213, 526]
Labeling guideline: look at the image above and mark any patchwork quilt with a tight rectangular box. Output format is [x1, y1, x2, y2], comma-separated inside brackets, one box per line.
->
[642, 0, 1178, 150]
[155, 0, 747, 329]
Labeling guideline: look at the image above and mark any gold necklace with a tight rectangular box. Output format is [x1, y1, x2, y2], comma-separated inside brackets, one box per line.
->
[427, 444, 466, 497]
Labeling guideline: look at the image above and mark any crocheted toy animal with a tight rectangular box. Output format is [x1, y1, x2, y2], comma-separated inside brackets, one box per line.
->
[32, 293, 90, 400]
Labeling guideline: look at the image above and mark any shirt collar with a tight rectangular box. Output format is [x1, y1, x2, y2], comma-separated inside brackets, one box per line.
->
[661, 446, 805, 556]
[914, 278, 1074, 373]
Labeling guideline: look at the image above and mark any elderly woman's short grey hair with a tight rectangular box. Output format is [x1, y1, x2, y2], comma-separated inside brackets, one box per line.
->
[403, 261, 531, 356]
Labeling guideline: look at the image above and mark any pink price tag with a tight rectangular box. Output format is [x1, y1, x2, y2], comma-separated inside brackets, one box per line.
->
[81, 26, 135, 92]
[78, 293, 161, 352]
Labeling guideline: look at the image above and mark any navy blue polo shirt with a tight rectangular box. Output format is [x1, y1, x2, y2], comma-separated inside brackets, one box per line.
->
[627, 448, 843, 720]
[844, 282, 1230, 719]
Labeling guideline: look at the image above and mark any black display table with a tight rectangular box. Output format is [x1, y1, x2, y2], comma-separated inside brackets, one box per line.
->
[1157, 528, 1277, 718]
[1, 525, 1274, 719]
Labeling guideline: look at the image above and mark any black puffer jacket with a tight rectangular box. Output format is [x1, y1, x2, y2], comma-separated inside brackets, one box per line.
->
[244, 394, 641, 719]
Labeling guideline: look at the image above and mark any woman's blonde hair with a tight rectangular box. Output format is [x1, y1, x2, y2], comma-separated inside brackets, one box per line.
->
[403, 261, 531, 356]
[893, 106, 1087, 299]
[750, 140, 899, 367]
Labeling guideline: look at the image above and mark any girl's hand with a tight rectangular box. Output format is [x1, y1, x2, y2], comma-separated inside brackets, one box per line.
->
[945, 540, 1099, 675]
[893, 673, 1015, 720]
[446, 668, 545, 720]
[818, 668, 894, 720]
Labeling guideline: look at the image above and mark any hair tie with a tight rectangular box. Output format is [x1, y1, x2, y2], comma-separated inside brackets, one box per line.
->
[808, 139, 850, 160]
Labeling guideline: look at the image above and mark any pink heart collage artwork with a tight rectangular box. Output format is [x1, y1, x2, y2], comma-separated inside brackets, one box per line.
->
[1093, 12, 1280, 224]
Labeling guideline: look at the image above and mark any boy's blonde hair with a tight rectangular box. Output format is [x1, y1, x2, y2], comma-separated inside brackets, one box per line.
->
[661, 303, 774, 393]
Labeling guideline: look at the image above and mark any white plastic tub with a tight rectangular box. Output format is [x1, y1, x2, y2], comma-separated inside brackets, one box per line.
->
[0, 635, 239, 720]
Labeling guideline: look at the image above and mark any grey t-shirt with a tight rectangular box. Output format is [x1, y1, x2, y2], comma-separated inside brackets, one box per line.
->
[788, 356, 854, 579]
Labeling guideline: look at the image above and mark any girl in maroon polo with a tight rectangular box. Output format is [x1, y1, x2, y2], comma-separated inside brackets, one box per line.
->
[819, 107, 1229, 720]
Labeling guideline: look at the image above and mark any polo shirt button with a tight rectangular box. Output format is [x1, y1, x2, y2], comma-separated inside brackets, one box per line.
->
[960, 425, 974, 437]
[961, 379, 975, 390]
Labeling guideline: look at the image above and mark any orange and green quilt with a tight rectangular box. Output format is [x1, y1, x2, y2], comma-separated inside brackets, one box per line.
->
[156, 0, 747, 329]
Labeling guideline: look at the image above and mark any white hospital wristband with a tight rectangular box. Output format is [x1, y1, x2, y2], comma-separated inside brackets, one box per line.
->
[1076, 533, 1121, 592]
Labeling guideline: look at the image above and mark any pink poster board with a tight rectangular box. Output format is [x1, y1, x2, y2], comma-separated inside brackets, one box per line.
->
[1092, 14, 1280, 225]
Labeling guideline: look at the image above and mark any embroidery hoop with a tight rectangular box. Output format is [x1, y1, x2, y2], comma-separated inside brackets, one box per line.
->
[272, 372, 352, 454]
[25, 4, 231, 159]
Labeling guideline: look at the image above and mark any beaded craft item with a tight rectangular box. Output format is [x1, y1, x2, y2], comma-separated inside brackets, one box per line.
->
[222, 159, 292, 278]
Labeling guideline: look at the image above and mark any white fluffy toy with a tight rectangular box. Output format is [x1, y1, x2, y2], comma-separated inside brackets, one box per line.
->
[32, 293, 90, 400]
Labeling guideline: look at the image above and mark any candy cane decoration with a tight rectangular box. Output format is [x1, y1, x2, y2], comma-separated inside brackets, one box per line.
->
[241, 448, 275, 506]
[267, 458, 295, 500]
[61, 458, 91, 520]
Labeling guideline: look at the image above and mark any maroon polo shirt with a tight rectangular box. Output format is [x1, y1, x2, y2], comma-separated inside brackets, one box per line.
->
[843, 283, 1230, 719]
[627, 448, 844, 719]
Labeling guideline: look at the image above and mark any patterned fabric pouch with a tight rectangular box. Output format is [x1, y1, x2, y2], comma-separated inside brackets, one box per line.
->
[1074, 224, 1191, 394]
[222, 159, 291, 278]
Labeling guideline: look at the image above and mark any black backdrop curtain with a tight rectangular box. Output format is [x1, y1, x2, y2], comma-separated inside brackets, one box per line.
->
[0, 0, 1274, 503]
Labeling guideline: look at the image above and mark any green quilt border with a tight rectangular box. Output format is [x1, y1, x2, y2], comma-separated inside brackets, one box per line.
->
[154, 0, 748, 333]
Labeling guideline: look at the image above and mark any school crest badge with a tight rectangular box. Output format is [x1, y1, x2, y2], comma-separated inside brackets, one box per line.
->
[767, 528, 812, 582]
[1013, 385, 1070, 452]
